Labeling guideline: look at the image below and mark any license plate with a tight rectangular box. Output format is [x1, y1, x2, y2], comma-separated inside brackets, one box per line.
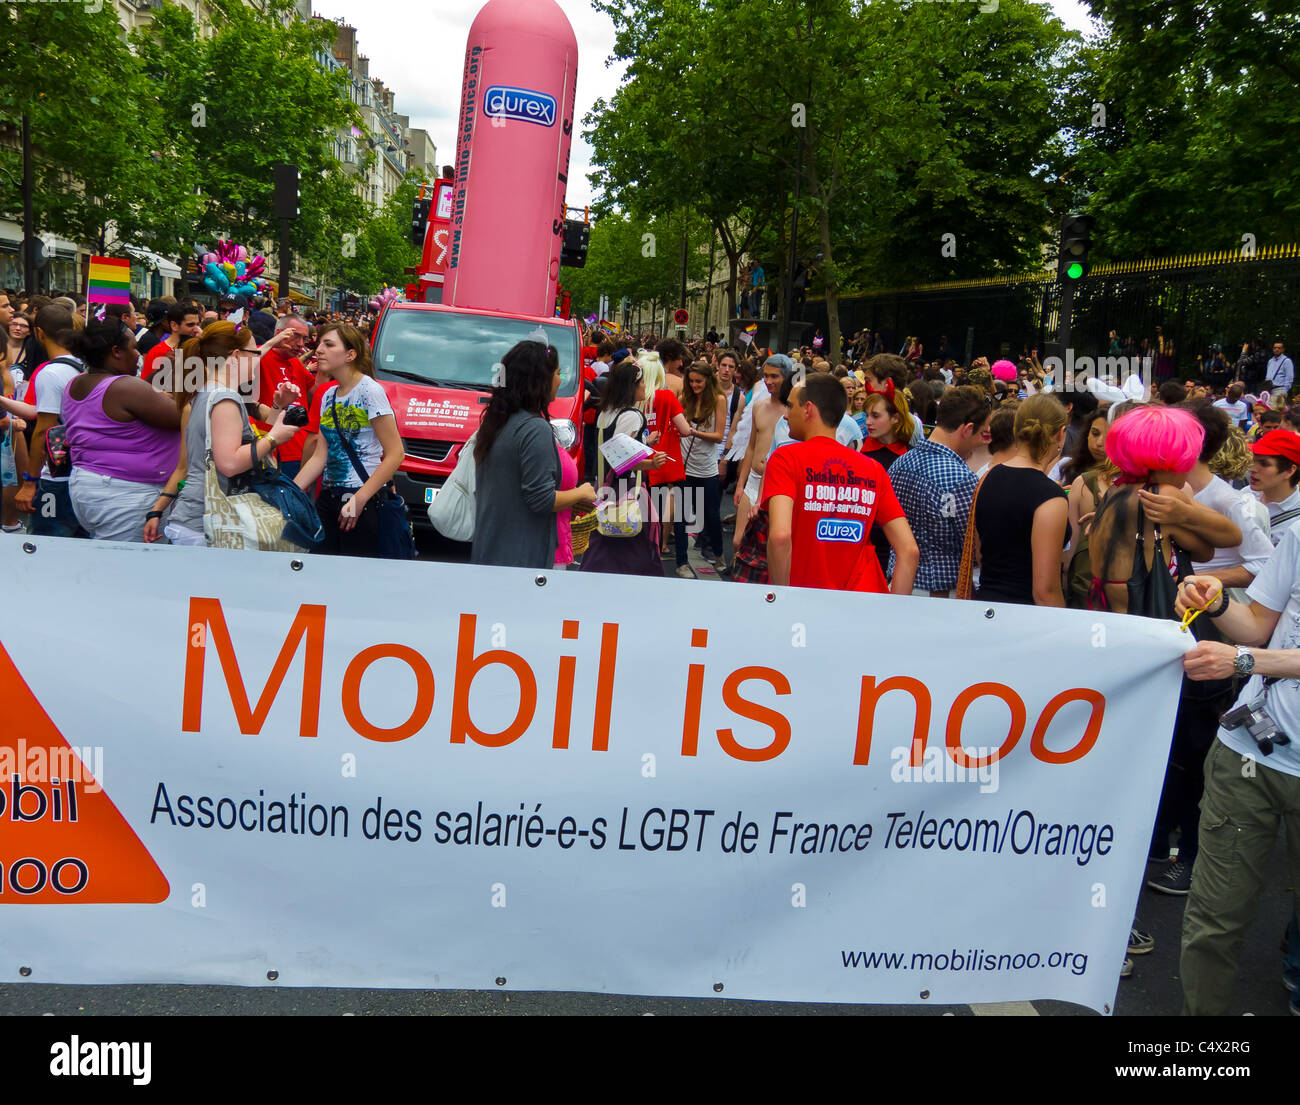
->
[424, 488, 439, 504]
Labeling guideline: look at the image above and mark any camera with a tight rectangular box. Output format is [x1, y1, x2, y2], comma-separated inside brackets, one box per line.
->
[1220, 699, 1291, 756]
[282, 405, 309, 428]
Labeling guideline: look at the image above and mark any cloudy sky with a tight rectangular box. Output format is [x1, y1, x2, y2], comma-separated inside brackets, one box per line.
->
[322, 0, 1097, 208]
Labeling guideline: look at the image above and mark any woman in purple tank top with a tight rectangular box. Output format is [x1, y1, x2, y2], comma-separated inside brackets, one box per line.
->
[62, 318, 181, 542]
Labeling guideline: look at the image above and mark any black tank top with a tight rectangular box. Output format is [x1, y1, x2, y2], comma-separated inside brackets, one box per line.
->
[974, 465, 1066, 605]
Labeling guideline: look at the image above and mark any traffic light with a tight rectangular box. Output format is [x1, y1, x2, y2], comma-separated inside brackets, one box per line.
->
[411, 194, 432, 247]
[560, 218, 589, 268]
[273, 163, 300, 220]
[1058, 214, 1094, 281]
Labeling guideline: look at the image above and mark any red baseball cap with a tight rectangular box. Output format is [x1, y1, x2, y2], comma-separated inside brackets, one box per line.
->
[1251, 429, 1300, 465]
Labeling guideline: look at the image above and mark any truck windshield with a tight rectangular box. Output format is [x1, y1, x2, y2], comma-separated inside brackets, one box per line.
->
[372, 310, 579, 398]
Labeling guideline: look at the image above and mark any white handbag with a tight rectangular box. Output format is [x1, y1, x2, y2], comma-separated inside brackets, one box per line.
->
[428, 430, 477, 541]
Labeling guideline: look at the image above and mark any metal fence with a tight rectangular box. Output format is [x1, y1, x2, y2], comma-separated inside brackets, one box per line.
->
[806, 248, 1300, 373]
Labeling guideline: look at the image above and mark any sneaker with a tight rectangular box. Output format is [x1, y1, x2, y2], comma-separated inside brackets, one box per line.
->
[712, 555, 728, 574]
[1120, 957, 1134, 979]
[1148, 848, 1171, 865]
[1147, 861, 1192, 896]
[1128, 927, 1155, 956]
[675, 565, 697, 579]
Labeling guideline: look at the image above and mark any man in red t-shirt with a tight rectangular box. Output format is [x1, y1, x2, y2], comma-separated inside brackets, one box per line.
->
[253, 315, 315, 477]
[299, 364, 338, 489]
[141, 303, 201, 384]
[764, 375, 918, 593]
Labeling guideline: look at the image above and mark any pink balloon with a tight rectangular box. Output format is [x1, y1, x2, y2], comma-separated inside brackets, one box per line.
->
[246, 256, 265, 276]
[235, 245, 248, 262]
[202, 253, 216, 266]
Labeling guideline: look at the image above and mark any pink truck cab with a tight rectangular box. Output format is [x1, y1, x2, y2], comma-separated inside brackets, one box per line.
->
[369, 300, 584, 524]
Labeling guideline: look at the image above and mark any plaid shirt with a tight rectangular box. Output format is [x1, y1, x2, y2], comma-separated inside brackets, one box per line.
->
[887, 438, 977, 591]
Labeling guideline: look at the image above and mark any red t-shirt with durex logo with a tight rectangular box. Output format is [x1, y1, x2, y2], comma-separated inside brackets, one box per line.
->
[646, 388, 685, 485]
[253, 347, 315, 463]
[761, 435, 904, 592]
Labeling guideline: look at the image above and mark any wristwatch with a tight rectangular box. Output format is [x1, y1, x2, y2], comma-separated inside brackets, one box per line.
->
[1234, 646, 1256, 678]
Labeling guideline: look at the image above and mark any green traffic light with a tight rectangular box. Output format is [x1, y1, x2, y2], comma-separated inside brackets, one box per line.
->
[1066, 262, 1084, 279]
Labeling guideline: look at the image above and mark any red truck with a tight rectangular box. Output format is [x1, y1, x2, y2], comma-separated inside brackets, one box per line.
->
[368, 300, 584, 527]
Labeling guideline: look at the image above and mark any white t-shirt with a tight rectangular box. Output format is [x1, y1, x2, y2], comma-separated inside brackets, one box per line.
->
[1219, 524, 1300, 777]
[1261, 487, 1300, 547]
[1192, 475, 1274, 576]
[33, 356, 84, 482]
[1212, 398, 1249, 426]
[596, 408, 643, 436]
[319, 375, 394, 491]
[767, 413, 862, 457]
[595, 408, 645, 482]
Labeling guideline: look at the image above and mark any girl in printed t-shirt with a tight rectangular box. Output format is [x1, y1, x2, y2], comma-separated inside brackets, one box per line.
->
[293, 323, 405, 558]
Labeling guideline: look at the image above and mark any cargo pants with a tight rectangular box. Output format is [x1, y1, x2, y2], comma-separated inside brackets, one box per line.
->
[1180, 738, 1300, 1015]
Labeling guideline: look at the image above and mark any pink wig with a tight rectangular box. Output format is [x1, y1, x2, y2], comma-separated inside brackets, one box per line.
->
[991, 359, 1018, 383]
[1105, 405, 1204, 482]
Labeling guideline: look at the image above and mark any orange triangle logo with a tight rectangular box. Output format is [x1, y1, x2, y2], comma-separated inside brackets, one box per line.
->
[0, 641, 169, 904]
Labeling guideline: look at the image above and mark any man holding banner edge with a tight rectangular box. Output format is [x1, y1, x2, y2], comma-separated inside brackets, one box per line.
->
[1176, 540, 1300, 1016]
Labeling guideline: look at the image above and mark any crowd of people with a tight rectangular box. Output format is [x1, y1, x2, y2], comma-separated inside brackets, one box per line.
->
[0, 289, 397, 553]
[2, 283, 1297, 1015]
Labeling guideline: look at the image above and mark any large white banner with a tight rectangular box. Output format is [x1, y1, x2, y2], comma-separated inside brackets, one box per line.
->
[0, 537, 1189, 1013]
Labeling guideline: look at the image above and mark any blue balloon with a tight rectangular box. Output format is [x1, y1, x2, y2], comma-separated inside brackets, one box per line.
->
[235, 261, 246, 278]
[203, 276, 220, 292]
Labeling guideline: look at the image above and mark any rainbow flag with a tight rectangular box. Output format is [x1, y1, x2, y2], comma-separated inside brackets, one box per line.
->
[86, 255, 132, 306]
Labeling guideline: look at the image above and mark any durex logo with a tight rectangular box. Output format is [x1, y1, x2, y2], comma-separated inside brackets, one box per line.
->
[815, 517, 864, 543]
[483, 86, 557, 127]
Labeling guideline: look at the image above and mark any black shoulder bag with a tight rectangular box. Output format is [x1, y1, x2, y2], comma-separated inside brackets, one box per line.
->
[328, 391, 416, 560]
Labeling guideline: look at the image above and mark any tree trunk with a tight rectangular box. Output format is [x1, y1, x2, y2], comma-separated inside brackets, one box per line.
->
[818, 204, 840, 364]
[804, 147, 841, 363]
[715, 220, 739, 323]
